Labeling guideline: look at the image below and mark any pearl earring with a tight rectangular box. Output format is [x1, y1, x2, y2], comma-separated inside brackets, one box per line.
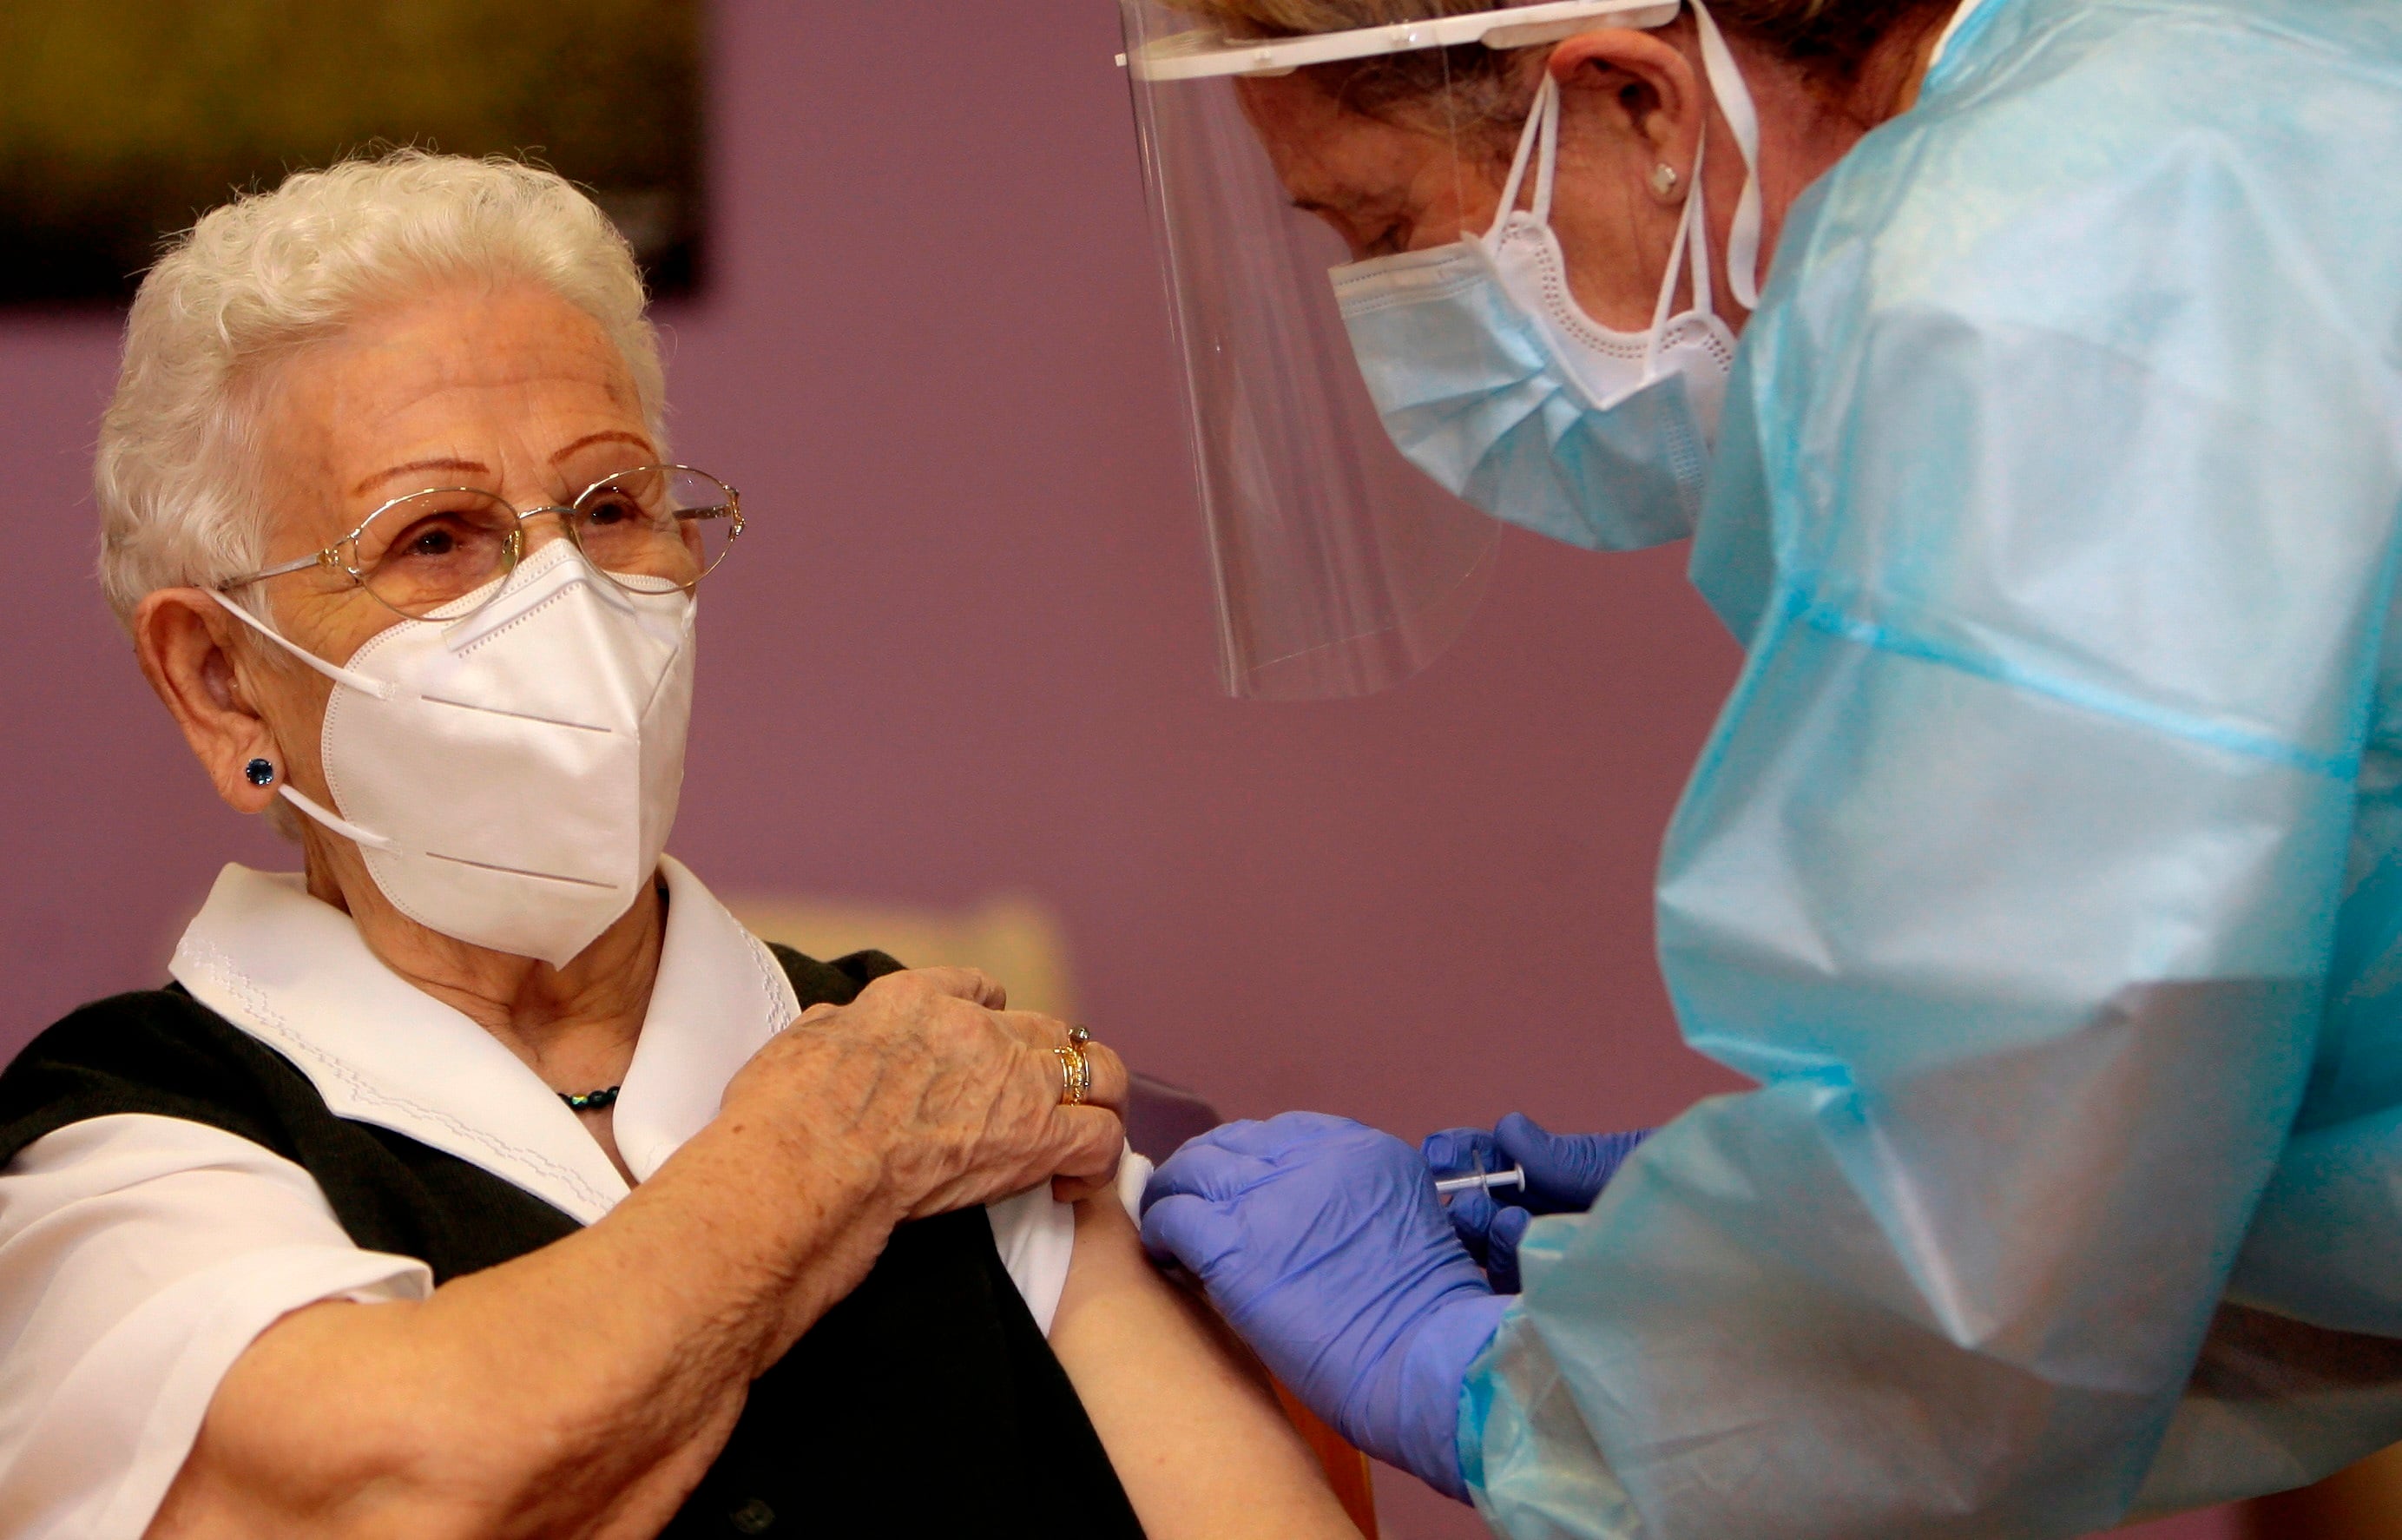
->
[244, 758, 277, 787]
[1650, 163, 1681, 198]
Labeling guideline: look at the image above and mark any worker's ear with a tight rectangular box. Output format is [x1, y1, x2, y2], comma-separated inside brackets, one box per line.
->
[1545, 29, 1707, 203]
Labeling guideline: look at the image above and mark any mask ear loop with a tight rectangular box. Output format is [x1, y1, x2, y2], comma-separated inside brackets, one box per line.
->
[1688, 0, 1764, 309]
[207, 590, 400, 701]
[1640, 134, 1709, 378]
[206, 590, 402, 853]
[1685, 135, 1714, 320]
[273, 786, 399, 854]
[1487, 73, 1560, 246]
[1530, 72, 1563, 228]
[1504, 56, 1711, 380]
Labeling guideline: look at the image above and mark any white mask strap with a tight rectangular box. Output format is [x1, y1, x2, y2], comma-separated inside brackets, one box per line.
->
[203, 592, 401, 853]
[277, 784, 399, 853]
[1685, 133, 1714, 319]
[1489, 74, 1560, 243]
[1688, 0, 1764, 309]
[1640, 135, 1712, 377]
[207, 589, 400, 701]
[1530, 74, 1563, 227]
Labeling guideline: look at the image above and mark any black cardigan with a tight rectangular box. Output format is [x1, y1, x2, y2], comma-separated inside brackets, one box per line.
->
[0, 944, 1144, 1539]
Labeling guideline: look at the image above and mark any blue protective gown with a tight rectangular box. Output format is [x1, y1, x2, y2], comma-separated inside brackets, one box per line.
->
[1460, 1, 2402, 1535]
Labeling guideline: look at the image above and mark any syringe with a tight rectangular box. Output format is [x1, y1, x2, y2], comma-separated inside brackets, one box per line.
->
[1433, 1165, 1526, 1196]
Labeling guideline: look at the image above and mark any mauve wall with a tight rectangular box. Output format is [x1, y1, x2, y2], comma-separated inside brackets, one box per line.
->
[0, 4, 2237, 1537]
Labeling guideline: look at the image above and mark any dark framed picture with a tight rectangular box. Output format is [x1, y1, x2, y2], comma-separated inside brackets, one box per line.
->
[0, 0, 705, 306]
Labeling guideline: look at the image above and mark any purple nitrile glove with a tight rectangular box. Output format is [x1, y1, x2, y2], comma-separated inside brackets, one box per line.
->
[1139, 1112, 1509, 1502]
[1422, 1113, 1651, 1293]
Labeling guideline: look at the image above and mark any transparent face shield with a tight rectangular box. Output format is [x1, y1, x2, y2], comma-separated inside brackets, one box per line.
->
[1115, 0, 1689, 700]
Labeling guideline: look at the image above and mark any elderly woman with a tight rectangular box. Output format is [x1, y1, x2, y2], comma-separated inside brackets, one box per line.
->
[0, 153, 1360, 1540]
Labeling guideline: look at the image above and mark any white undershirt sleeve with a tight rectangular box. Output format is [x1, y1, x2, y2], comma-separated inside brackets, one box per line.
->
[983, 1149, 1153, 1338]
[0, 1115, 431, 1540]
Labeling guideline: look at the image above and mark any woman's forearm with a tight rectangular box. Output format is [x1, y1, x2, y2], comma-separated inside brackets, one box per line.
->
[148, 1116, 902, 1540]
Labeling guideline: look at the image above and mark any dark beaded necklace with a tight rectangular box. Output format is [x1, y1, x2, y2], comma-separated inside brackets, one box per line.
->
[560, 1086, 622, 1113]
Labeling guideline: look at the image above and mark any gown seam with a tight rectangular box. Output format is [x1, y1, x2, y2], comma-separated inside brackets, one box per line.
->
[1789, 591, 2356, 780]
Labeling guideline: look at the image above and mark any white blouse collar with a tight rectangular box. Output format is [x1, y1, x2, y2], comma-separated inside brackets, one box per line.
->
[168, 857, 801, 1226]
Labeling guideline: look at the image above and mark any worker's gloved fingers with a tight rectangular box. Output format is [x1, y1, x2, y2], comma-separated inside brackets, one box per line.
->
[1141, 1126, 1279, 1214]
[1492, 1112, 1600, 1210]
[1483, 1205, 1533, 1294]
[1421, 1126, 1503, 1181]
[1493, 1112, 1651, 1214]
[1138, 1112, 1501, 1499]
[1142, 1110, 1367, 1196]
[1189, 1113, 1339, 1160]
[1139, 1190, 1232, 1273]
[1421, 1126, 1501, 1176]
[1444, 1185, 1501, 1259]
[1426, 1127, 1531, 1281]
[1444, 1187, 1532, 1292]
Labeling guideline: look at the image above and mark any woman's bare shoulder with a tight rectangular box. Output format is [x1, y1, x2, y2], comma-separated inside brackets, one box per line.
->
[1047, 1194, 1365, 1540]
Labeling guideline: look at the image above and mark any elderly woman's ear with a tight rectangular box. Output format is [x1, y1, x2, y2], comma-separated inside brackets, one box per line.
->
[132, 588, 293, 815]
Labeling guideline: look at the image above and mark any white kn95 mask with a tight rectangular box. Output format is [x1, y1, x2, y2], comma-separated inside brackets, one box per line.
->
[213, 538, 697, 967]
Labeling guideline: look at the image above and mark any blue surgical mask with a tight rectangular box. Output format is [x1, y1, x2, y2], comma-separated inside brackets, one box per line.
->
[1332, 13, 1762, 552]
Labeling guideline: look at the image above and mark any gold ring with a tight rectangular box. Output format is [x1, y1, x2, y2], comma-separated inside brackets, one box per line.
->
[1053, 1044, 1092, 1106]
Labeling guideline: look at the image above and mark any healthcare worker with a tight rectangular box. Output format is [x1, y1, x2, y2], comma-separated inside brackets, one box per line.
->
[1115, 0, 2402, 1534]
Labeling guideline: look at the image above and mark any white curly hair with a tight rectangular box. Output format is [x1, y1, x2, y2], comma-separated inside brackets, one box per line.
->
[95, 149, 668, 628]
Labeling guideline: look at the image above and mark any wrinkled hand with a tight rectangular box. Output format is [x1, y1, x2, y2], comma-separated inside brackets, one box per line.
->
[723, 967, 1128, 1219]
[1422, 1114, 1649, 1293]
[1140, 1113, 1508, 1501]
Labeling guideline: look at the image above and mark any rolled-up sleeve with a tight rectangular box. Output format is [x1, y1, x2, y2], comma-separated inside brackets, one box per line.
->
[0, 1115, 431, 1540]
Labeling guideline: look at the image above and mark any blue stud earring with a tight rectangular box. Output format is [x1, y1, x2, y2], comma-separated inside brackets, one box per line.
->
[244, 758, 277, 787]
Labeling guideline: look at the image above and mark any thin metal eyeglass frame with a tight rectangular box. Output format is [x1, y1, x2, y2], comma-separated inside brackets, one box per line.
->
[215, 464, 745, 619]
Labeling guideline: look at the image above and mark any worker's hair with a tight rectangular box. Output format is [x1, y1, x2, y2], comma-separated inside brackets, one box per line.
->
[95, 149, 667, 629]
[1172, 0, 1949, 128]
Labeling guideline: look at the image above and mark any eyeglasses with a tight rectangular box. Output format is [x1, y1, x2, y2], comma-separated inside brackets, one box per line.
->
[219, 464, 744, 620]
